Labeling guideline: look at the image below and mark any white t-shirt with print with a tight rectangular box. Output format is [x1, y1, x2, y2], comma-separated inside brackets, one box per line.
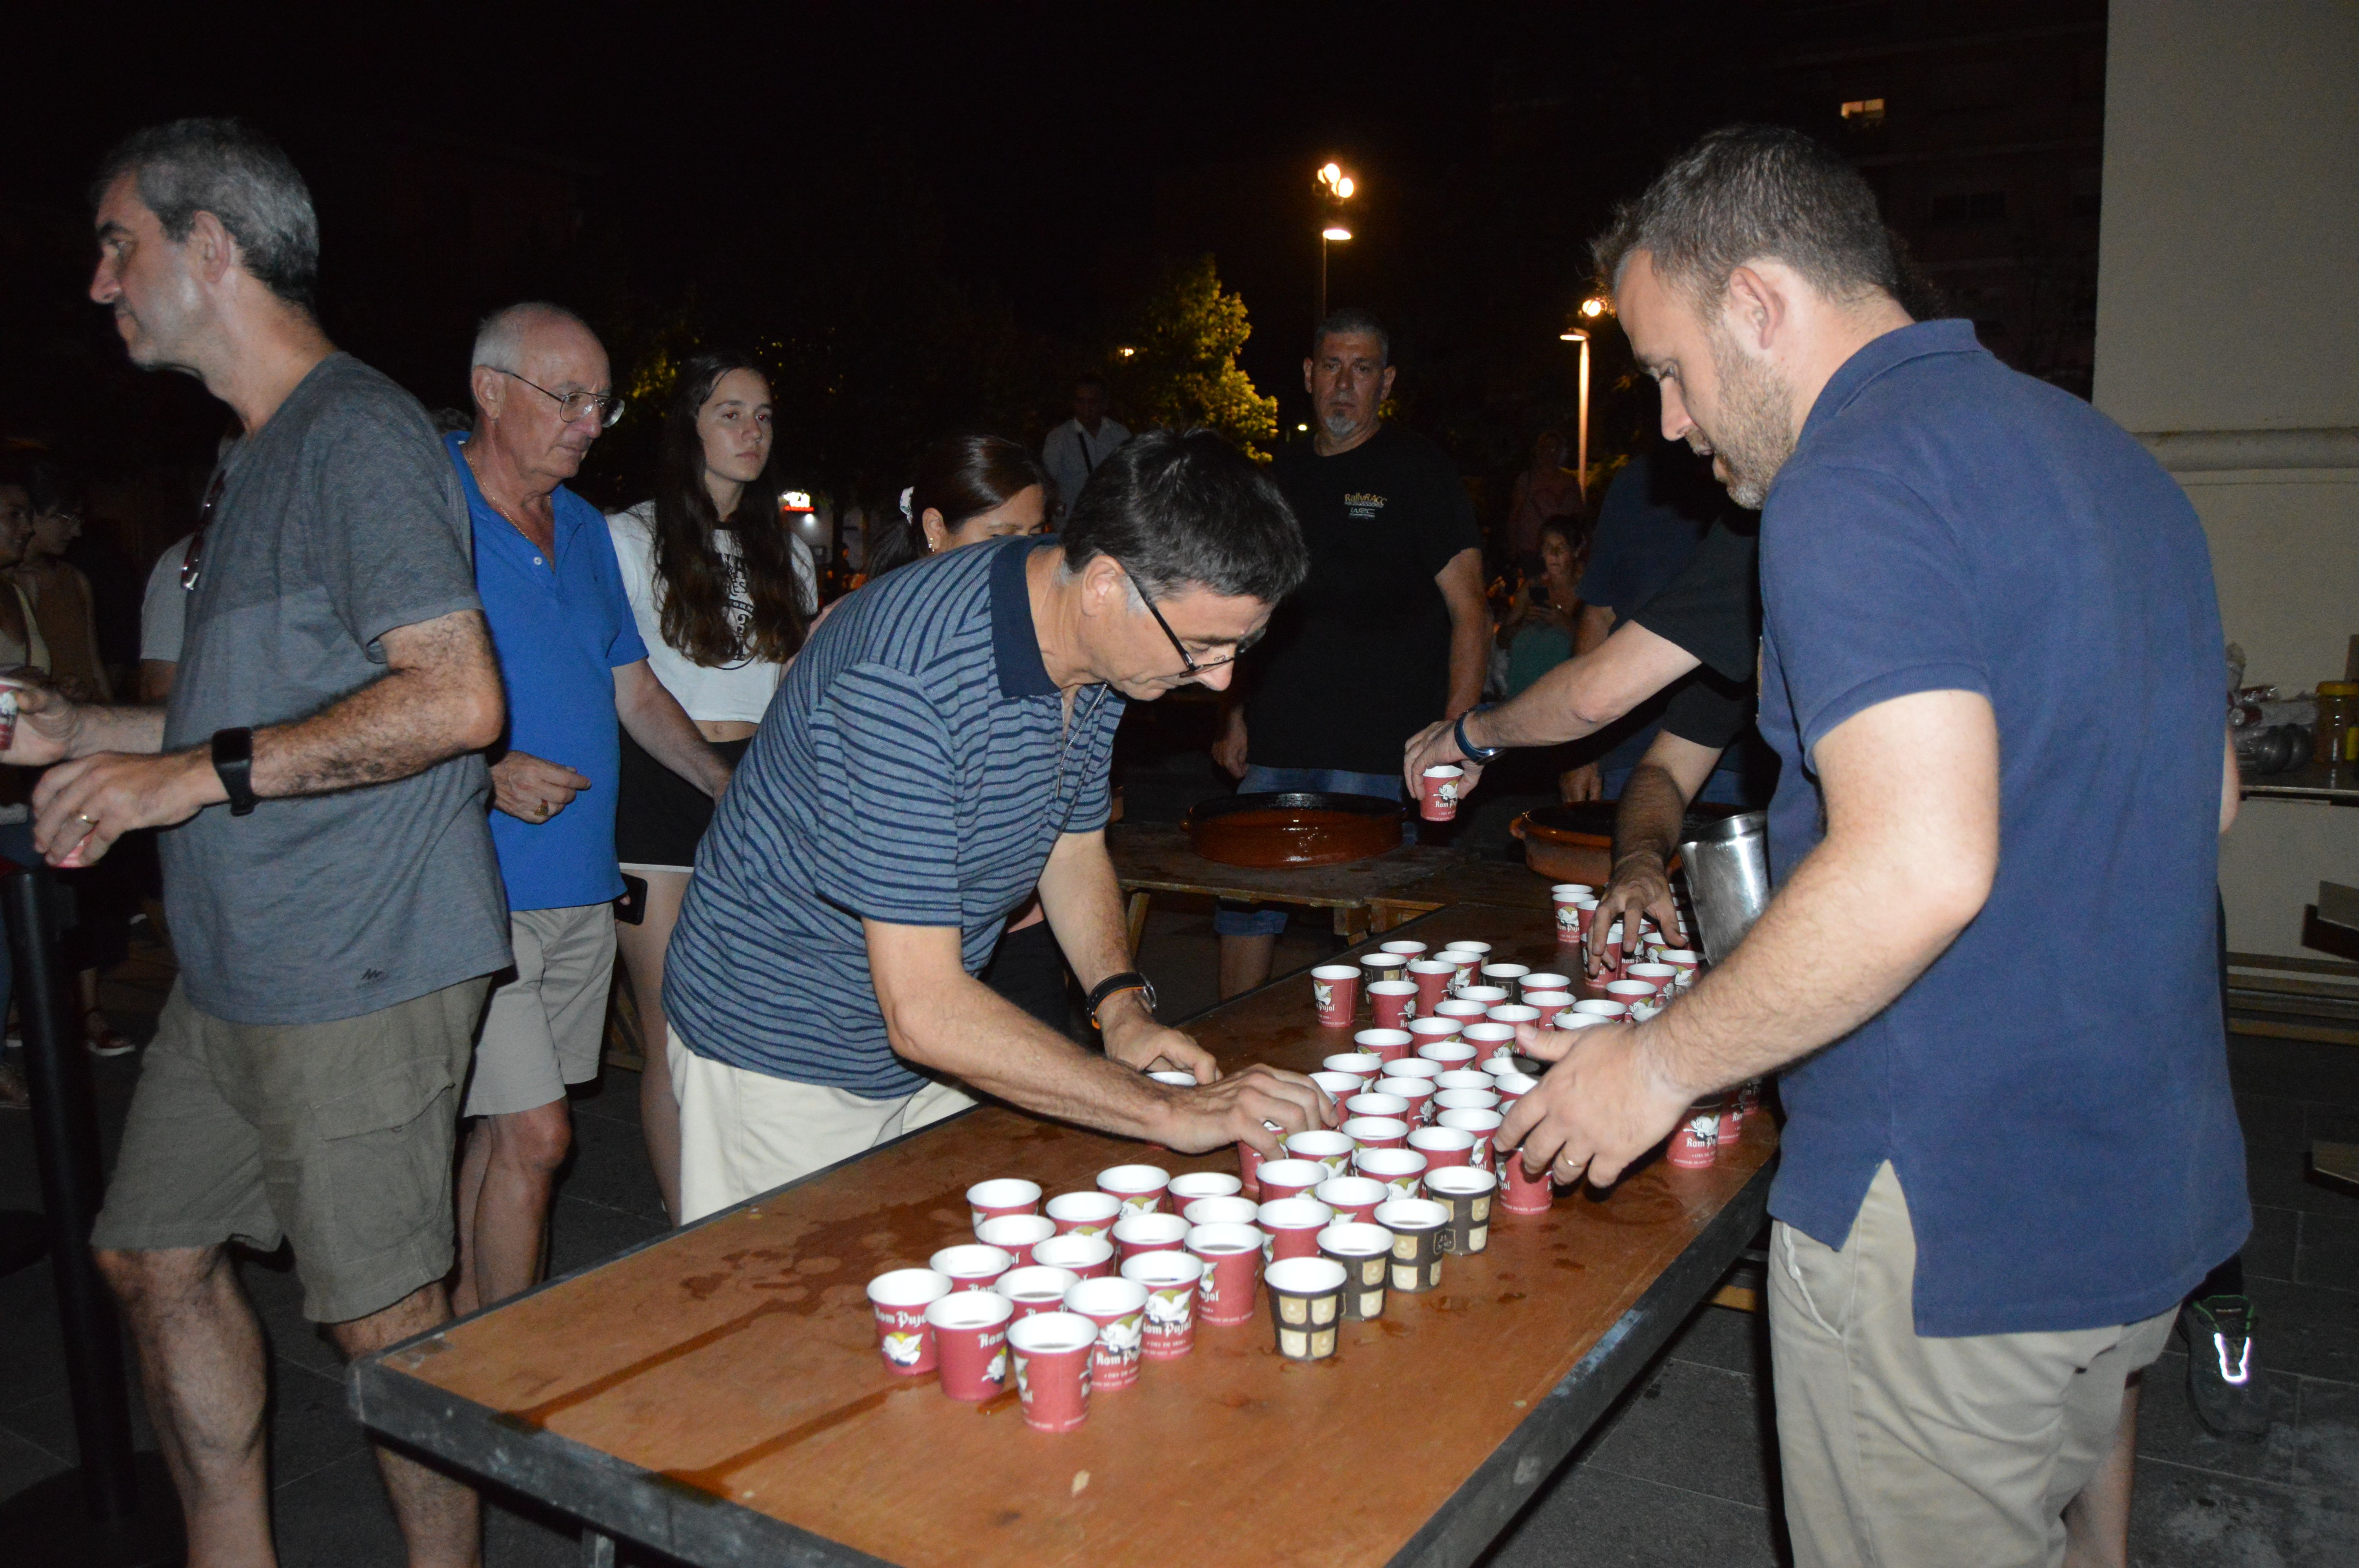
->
[607, 501, 814, 724]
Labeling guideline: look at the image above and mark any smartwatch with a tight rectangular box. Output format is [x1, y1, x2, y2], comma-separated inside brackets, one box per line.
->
[1454, 704, 1504, 765]
[1086, 970, 1157, 1028]
[211, 727, 258, 817]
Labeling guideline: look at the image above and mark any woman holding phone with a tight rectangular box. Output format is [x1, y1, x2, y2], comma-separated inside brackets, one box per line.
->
[608, 351, 812, 1220]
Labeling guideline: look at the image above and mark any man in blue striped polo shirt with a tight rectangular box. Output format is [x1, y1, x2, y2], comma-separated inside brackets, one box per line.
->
[664, 430, 1334, 1221]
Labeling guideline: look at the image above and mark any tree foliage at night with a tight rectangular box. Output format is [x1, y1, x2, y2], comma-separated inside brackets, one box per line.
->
[1118, 257, 1279, 460]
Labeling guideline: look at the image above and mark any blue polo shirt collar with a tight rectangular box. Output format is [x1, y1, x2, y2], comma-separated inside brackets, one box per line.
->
[1796, 318, 1986, 451]
[991, 539, 1060, 699]
[444, 432, 598, 567]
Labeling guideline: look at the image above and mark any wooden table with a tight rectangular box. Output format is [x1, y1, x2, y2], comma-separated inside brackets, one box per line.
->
[1106, 822, 1468, 949]
[1364, 858, 1561, 931]
[351, 904, 1775, 1568]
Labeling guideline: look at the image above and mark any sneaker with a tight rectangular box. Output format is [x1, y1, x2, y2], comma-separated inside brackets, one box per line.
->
[2182, 1294, 2272, 1439]
[83, 1009, 134, 1059]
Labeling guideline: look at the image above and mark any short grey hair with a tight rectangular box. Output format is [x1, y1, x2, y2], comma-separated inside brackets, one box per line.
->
[471, 301, 596, 373]
[1310, 307, 1390, 367]
[93, 119, 319, 310]
[1592, 124, 1899, 311]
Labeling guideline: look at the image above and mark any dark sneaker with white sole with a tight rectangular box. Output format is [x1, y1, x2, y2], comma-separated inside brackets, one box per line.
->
[2182, 1294, 2272, 1439]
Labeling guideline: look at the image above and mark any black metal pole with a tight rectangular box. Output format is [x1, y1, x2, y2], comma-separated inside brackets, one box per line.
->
[5, 863, 139, 1522]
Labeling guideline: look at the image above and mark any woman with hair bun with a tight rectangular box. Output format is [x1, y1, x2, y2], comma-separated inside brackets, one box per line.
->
[607, 350, 811, 1219]
[867, 433, 1071, 1031]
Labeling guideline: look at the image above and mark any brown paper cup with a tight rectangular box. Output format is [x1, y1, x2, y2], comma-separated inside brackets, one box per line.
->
[1374, 1198, 1450, 1294]
[1264, 1256, 1348, 1359]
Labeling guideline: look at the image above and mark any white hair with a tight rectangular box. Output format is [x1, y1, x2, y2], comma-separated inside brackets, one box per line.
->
[470, 301, 596, 373]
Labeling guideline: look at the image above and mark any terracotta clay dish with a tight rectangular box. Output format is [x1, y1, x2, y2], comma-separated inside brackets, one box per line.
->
[1182, 791, 1404, 867]
[1510, 800, 1748, 883]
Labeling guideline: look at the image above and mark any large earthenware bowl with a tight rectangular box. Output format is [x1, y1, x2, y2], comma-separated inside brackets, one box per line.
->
[1182, 792, 1405, 868]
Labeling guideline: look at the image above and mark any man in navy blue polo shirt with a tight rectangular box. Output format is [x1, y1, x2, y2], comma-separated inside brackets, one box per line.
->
[1501, 129, 2246, 1566]
[447, 303, 731, 1310]
[665, 431, 1335, 1221]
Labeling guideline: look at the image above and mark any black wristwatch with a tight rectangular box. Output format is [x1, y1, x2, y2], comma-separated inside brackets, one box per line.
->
[1454, 704, 1504, 764]
[1086, 970, 1157, 1027]
[211, 727, 258, 817]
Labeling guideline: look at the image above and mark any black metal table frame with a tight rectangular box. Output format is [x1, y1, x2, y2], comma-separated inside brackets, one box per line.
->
[351, 912, 1775, 1568]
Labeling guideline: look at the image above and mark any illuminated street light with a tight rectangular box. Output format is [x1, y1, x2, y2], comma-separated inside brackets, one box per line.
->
[1559, 319, 1592, 501]
[1115, 346, 1136, 359]
[1316, 162, 1359, 322]
[1321, 225, 1352, 242]
[1580, 296, 1609, 319]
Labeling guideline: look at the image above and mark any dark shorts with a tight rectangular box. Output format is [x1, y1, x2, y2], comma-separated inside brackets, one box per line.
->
[617, 732, 752, 872]
[91, 976, 494, 1323]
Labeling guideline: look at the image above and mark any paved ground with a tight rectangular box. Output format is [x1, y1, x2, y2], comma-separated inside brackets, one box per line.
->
[4, 816, 2357, 1561]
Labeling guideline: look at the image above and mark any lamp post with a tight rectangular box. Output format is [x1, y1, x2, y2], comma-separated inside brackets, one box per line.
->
[1559, 296, 1609, 500]
[1315, 162, 1356, 325]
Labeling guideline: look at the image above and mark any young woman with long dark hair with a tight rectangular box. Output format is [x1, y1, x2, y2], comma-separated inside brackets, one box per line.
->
[865, 434, 1071, 1030]
[607, 350, 811, 1219]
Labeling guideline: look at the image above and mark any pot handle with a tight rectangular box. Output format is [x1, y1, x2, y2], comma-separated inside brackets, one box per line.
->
[1508, 811, 1530, 842]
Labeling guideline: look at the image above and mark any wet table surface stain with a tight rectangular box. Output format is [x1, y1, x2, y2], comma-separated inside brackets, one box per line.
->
[365, 900, 1774, 1568]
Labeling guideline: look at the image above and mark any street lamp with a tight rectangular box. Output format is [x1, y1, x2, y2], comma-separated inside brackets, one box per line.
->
[1559, 324, 1592, 501]
[1315, 162, 1357, 324]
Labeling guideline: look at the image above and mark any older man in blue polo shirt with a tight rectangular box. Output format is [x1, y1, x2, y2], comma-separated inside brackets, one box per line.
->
[665, 430, 1335, 1221]
[1501, 130, 2248, 1567]
[447, 303, 731, 1312]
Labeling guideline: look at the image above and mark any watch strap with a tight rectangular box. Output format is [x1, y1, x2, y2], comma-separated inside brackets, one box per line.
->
[1455, 704, 1503, 764]
[1086, 970, 1155, 1026]
[211, 727, 258, 817]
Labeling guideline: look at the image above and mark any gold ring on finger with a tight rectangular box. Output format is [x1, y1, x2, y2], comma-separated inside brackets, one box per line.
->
[75, 811, 97, 827]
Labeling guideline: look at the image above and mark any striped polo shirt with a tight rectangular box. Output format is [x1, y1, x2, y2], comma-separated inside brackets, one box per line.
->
[663, 537, 1124, 1098]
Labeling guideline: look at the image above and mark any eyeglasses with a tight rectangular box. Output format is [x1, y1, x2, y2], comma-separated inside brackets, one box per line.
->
[1120, 563, 1253, 677]
[181, 465, 229, 591]
[495, 370, 625, 429]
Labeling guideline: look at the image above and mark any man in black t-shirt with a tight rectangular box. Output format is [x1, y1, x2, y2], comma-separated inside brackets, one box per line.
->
[1212, 308, 1487, 995]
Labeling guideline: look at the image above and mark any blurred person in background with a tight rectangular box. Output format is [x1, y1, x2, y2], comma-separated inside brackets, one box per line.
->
[1502, 428, 1583, 573]
[1041, 374, 1129, 517]
[863, 435, 1068, 1034]
[607, 350, 809, 1222]
[0, 473, 40, 1107]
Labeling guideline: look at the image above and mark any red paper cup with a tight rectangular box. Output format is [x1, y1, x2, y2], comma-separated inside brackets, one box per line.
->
[1553, 895, 1585, 941]
[868, 1268, 952, 1374]
[1486, 1004, 1541, 1033]
[992, 1264, 1082, 1321]
[1063, 1276, 1148, 1392]
[1097, 1163, 1172, 1217]
[1659, 950, 1701, 989]
[1353, 1145, 1429, 1201]
[1716, 1100, 1745, 1146]
[1323, 1050, 1384, 1085]
[1407, 1124, 1476, 1172]
[1185, 1221, 1265, 1327]
[1456, 985, 1509, 1012]
[1434, 997, 1488, 1027]
[1184, 1195, 1261, 1227]
[976, 1214, 1055, 1268]
[1499, 1151, 1558, 1214]
[1265, 1256, 1349, 1360]
[966, 1178, 1043, 1236]
[1256, 1196, 1335, 1264]
[1368, 980, 1419, 1029]
[1419, 764, 1463, 822]
[1032, 1233, 1114, 1280]
[1416, 1039, 1478, 1070]
[1407, 1018, 1465, 1056]
[1667, 1111, 1720, 1168]
[1236, 1138, 1267, 1198]
[1007, 1311, 1096, 1432]
[1433, 1069, 1495, 1094]
[1441, 949, 1485, 996]
[1443, 939, 1491, 961]
[1438, 1108, 1503, 1172]
[1253, 1158, 1325, 1204]
[1480, 1055, 1521, 1080]
[1480, 963, 1530, 997]
[1122, 1249, 1203, 1359]
[1310, 1072, 1365, 1111]
[1383, 1056, 1442, 1082]
[1423, 1165, 1499, 1254]
[1380, 939, 1429, 959]
[1310, 964, 1361, 1026]
[1343, 1090, 1410, 1122]
[1523, 990, 1574, 1028]
[1571, 998, 1628, 1024]
[1112, 1211, 1190, 1263]
[1341, 1115, 1409, 1152]
[1285, 1130, 1356, 1182]
[1605, 980, 1658, 1019]
[926, 1289, 1014, 1401]
[1460, 1022, 1518, 1062]
[929, 1243, 1014, 1294]
[1047, 1190, 1124, 1237]
[1407, 960, 1458, 1013]
[1522, 969, 1572, 992]
[1312, 1175, 1387, 1229]
[1354, 1027, 1412, 1069]
[1628, 962, 1678, 996]
[1167, 1171, 1242, 1210]
[1491, 1071, 1539, 1107]
[1378, 1076, 1438, 1125]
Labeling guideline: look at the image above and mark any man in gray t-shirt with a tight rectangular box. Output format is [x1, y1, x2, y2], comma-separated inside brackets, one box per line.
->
[2, 120, 512, 1563]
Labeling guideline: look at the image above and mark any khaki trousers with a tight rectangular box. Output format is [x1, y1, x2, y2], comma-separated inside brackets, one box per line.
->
[669, 1025, 975, 1224]
[1769, 1162, 2176, 1568]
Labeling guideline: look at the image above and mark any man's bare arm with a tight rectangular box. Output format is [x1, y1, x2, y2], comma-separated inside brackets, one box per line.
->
[2220, 728, 2241, 835]
[1033, 828, 1218, 1082]
[614, 660, 731, 799]
[1435, 547, 1489, 719]
[1587, 731, 1725, 969]
[866, 920, 1330, 1156]
[1502, 690, 2000, 1186]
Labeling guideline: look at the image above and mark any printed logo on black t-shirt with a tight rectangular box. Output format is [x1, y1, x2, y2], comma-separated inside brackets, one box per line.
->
[1344, 492, 1387, 520]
